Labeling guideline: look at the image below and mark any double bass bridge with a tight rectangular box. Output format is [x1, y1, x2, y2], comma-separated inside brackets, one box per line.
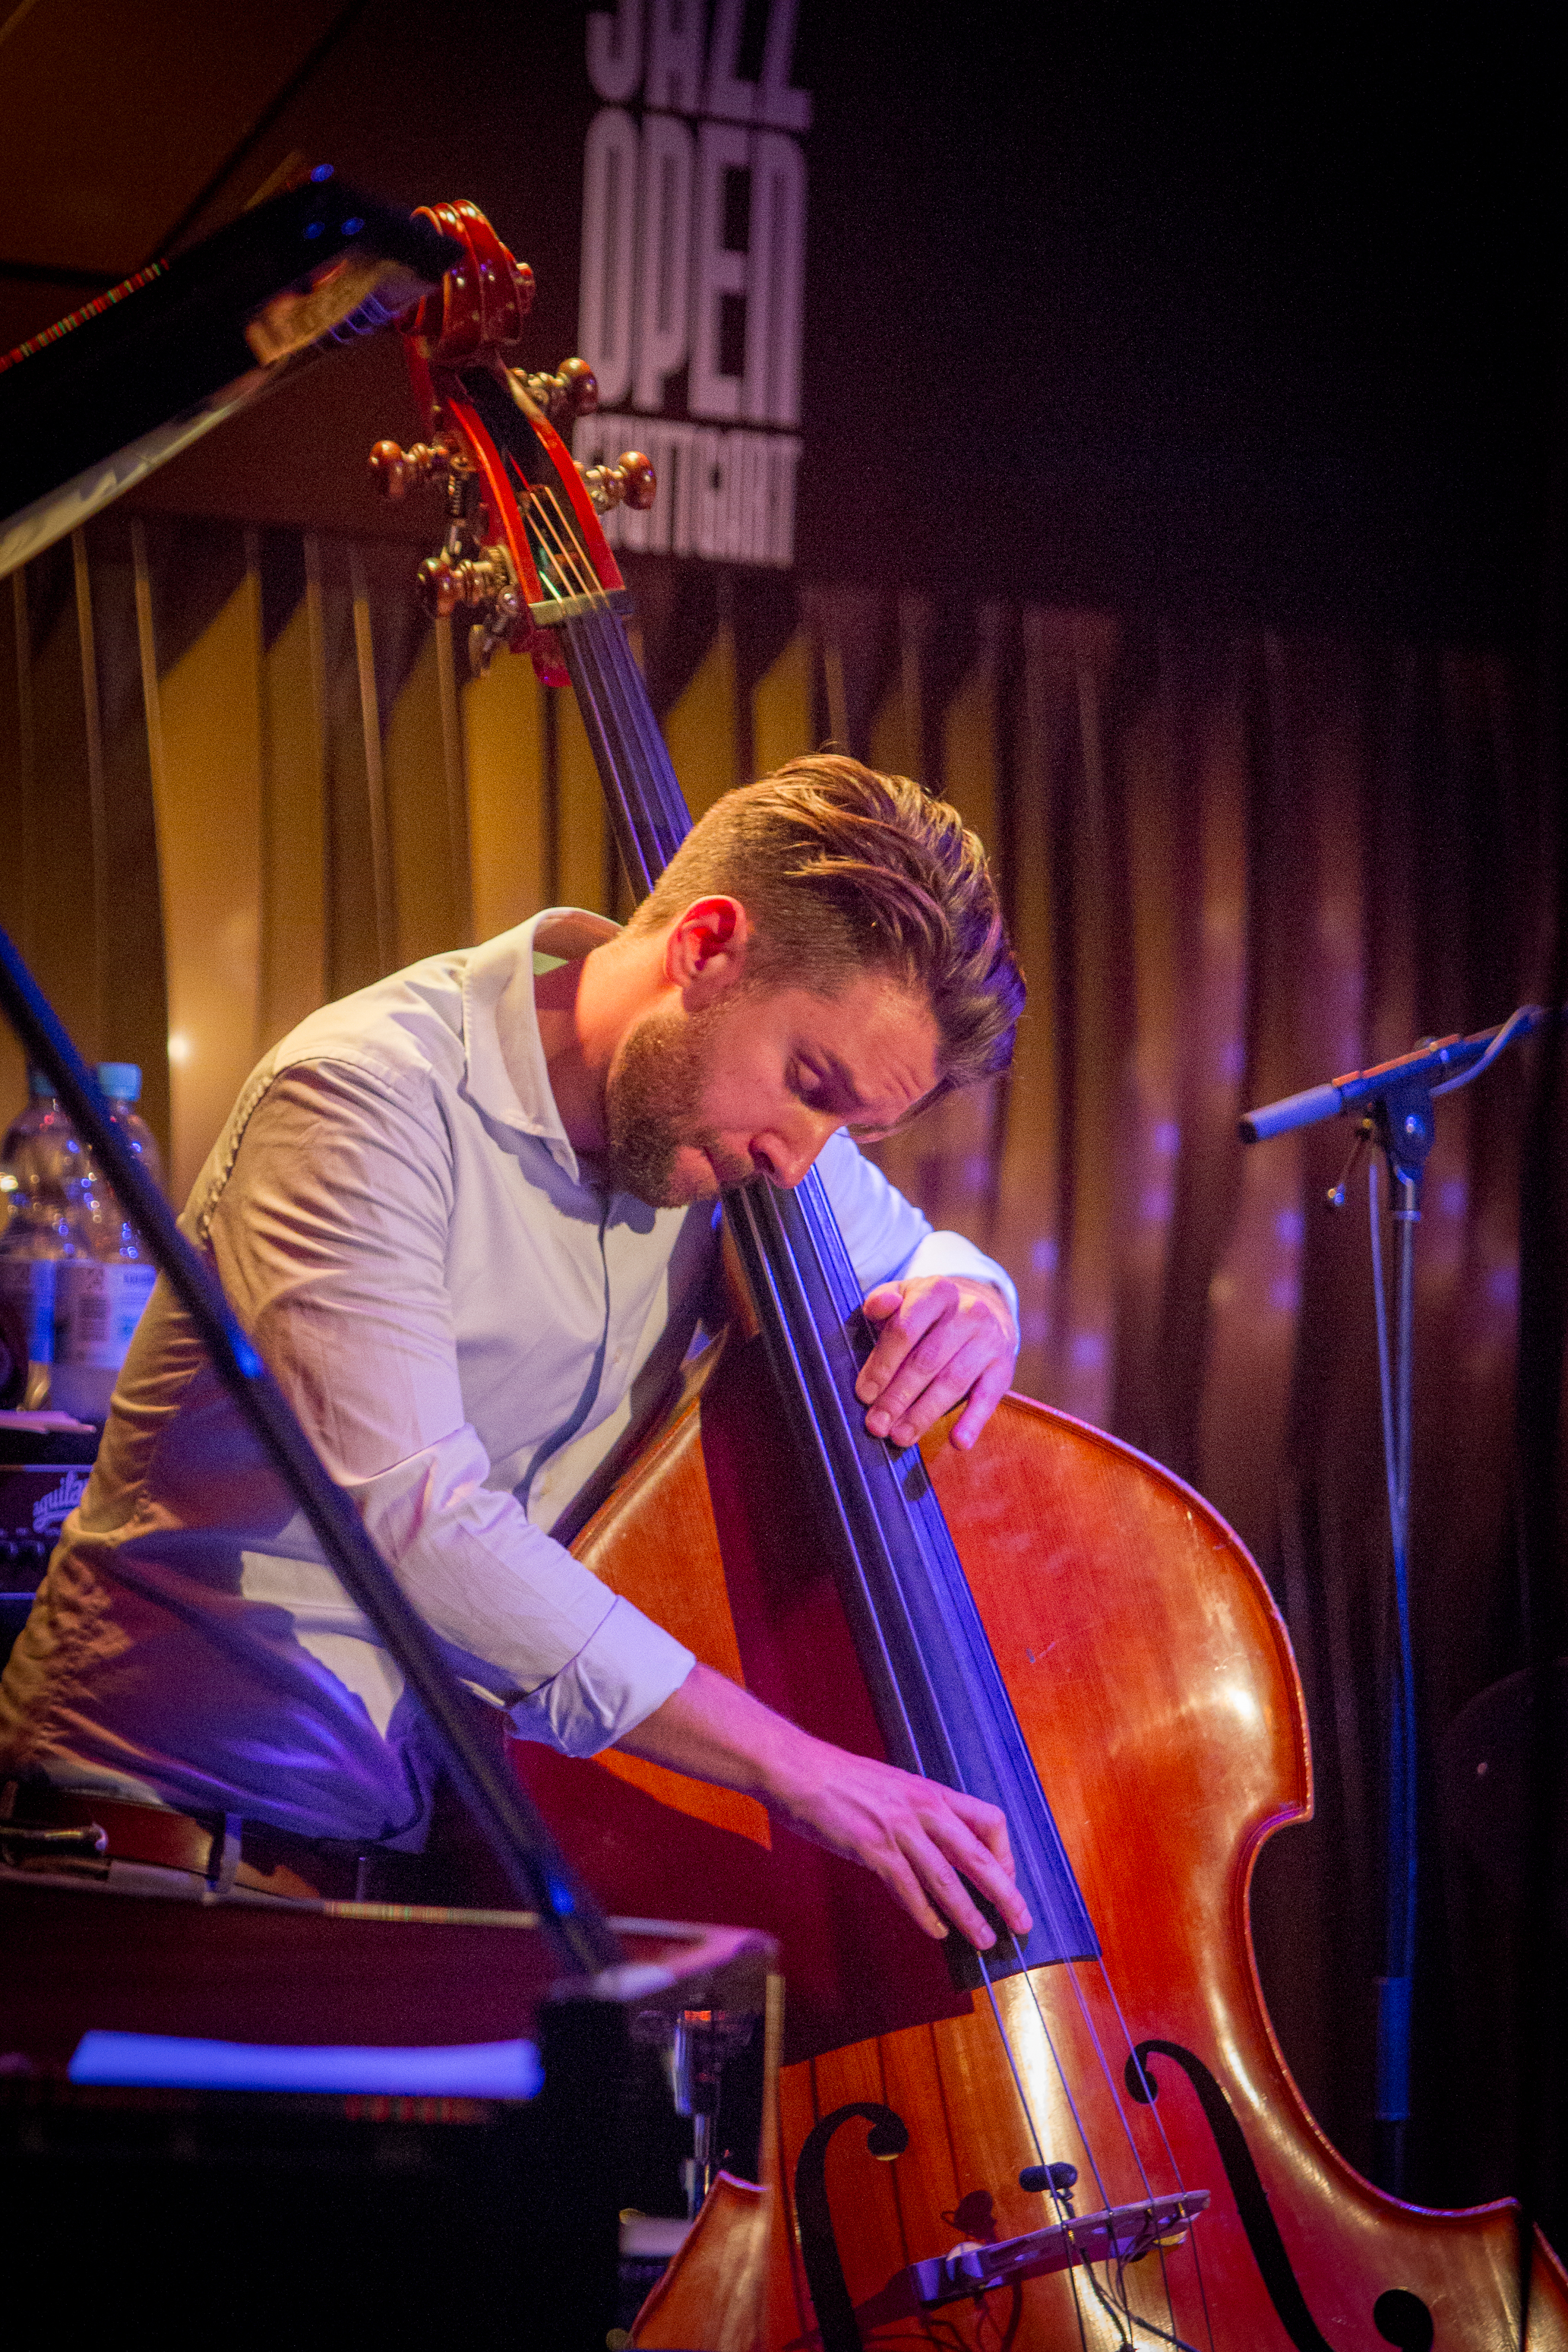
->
[906, 2189, 1210, 2309]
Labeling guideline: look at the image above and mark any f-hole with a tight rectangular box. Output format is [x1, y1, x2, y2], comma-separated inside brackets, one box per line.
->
[1127, 2040, 1434, 2352]
[792, 2101, 910, 2352]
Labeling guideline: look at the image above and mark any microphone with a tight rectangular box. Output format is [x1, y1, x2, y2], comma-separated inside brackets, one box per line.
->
[1239, 1007, 1551, 1145]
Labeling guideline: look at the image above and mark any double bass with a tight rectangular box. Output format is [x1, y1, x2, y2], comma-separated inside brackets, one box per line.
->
[374, 203, 1568, 2350]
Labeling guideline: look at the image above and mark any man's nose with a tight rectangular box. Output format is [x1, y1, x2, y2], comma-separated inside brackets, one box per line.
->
[754, 1111, 833, 1190]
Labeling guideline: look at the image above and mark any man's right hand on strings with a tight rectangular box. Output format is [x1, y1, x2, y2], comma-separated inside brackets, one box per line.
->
[618, 1660, 1032, 1950]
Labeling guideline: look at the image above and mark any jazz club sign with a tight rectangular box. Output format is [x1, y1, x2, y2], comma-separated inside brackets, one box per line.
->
[572, 0, 810, 568]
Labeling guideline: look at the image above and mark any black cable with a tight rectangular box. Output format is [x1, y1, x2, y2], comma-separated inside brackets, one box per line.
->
[1513, 131, 1568, 2343]
[1108, 2247, 1203, 2352]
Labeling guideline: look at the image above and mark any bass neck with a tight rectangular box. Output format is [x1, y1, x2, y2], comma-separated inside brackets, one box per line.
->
[533, 586, 1096, 1984]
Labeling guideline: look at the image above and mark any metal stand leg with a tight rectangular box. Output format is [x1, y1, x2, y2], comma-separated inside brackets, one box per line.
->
[1368, 1105, 1429, 2197]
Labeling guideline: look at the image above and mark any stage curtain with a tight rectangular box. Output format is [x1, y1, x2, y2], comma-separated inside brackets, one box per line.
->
[1, 512, 1557, 2214]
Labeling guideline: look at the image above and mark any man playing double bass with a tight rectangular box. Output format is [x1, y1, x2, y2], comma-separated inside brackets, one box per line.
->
[0, 754, 1032, 1955]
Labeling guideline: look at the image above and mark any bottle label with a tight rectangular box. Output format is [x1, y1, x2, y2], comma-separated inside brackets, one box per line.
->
[56, 1262, 157, 1369]
[0, 1257, 56, 1362]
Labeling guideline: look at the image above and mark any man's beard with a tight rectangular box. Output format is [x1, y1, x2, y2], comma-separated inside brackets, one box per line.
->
[602, 999, 754, 1206]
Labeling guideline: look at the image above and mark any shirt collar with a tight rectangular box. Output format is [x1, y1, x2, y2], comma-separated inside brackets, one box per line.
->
[461, 910, 617, 1183]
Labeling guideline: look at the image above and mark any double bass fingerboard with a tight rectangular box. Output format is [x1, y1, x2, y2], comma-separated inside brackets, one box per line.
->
[536, 587, 1099, 1984]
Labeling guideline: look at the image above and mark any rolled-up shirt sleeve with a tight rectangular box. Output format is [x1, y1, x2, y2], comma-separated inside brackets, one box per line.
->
[207, 1061, 694, 1756]
[814, 1130, 1021, 1342]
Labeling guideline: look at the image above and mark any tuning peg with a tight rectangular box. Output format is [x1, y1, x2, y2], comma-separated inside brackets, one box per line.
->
[415, 544, 520, 631]
[514, 356, 599, 425]
[577, 450, 657, 514]
[415, 550, 466, 618]
[369, 438, 457, 501]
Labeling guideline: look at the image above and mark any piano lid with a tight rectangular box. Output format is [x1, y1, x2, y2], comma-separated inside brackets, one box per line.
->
[0, 169, 460, 580]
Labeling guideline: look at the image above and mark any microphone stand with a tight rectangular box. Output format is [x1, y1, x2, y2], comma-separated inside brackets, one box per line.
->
[0, 922, 622, 1978]
[1240, 1006, 1546, 2195]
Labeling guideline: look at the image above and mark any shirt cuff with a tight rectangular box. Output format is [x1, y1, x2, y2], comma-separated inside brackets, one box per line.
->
[903, 1230, 1020, 1347]
[506, 1593, 696, 1757]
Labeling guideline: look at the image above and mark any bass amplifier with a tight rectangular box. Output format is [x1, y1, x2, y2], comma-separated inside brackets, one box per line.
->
[0, 1425, 97, 1664]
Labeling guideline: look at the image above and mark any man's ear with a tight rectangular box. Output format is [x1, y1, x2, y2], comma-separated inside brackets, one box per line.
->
[664, 897, 751, 1005]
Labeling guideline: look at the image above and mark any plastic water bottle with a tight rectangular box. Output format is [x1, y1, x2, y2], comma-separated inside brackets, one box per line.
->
[52, 1064, 162, 1424]
[71, 1063, 165, 1250]
[103, 1061, 163, 1190]
[0, 1070, 84, 1410]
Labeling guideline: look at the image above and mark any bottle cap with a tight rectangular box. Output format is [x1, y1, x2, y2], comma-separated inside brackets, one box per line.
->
[27, 1067, 57, 1097]
[96, 1063, 142, 1101]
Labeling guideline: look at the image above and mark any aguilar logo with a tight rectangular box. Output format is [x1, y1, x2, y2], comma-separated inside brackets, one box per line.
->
[33, 1469, 87, 1536]
[574, 0, 809, 567]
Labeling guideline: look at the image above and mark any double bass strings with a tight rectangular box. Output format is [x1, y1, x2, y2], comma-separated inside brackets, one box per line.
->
[1061, 1955, 1212, 2350]
[985, 1934, 1207, 2349]
[1060, 1950, 1213, 2348]
[527, 457, 1213, 2348]
[975, 1942, 1102, 2350]
[523, 488, 696, 896]
[524, 479, 602, 603]
[986, 1936, 1112, 2208]
[1061, 1958, 1161, 2203]
[1082, 1957, 1220, 2349]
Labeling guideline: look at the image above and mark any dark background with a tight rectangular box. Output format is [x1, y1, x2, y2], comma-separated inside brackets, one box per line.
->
[2, 2, 1556, 643]
[793, 4, 1554, 641]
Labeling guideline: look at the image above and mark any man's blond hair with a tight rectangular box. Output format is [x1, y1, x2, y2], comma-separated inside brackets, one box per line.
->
[630, 754, 1023, 1088]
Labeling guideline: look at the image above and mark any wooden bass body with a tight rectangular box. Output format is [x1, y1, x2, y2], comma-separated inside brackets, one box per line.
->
[515, 1329, 1568, 2350]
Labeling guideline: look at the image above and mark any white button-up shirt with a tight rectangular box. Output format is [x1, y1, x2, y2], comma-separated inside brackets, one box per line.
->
[0, 916, 1018, 1848]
